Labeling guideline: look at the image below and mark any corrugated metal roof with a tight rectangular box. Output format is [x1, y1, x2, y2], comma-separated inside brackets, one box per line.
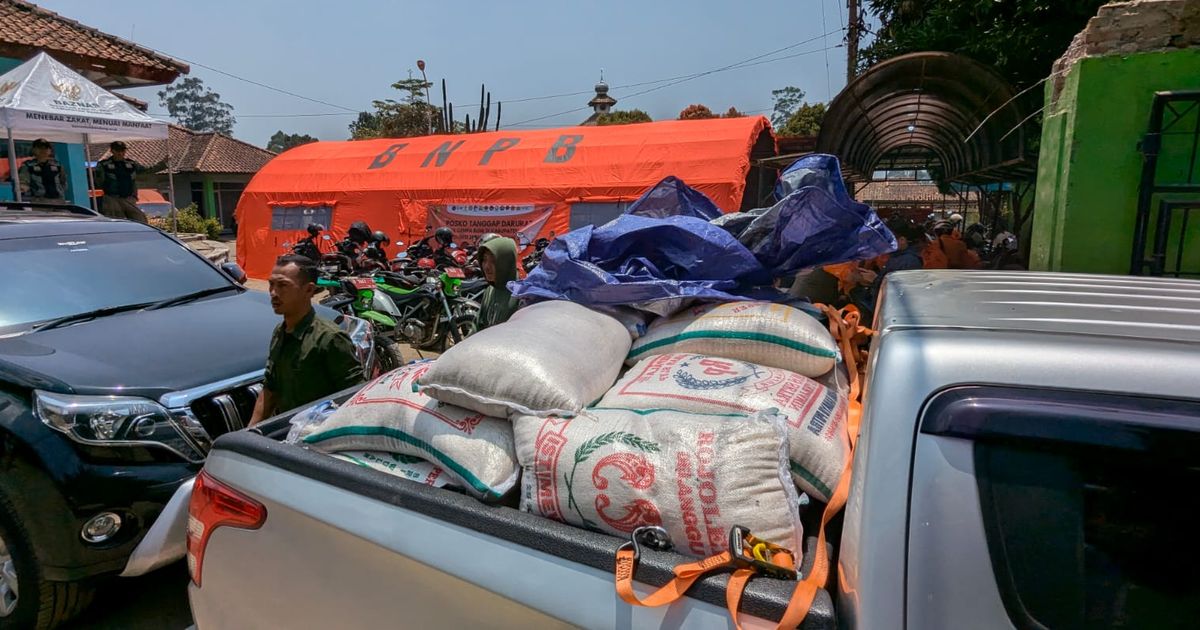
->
[880, 270, 1200, 344]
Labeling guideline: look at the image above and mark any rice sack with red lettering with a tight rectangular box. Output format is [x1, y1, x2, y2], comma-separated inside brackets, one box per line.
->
[330, 451, 457, 489]
[513, 408, 803, 558]
[304, 364, 516, 501]
[598, 353, 848, 502]
[627, 302, 838, 377]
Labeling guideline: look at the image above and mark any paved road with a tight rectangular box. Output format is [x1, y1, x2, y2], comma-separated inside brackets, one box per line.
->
[62, 563, 192, 629]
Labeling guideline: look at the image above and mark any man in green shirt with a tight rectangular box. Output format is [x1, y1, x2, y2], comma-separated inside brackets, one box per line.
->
[249, 254, 364, 426]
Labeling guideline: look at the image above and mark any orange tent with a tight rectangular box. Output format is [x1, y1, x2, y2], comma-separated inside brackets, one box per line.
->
[236, 116, 776, 279]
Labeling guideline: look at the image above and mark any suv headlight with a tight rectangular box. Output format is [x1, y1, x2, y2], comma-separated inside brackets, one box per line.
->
[34, 391, 204, 462]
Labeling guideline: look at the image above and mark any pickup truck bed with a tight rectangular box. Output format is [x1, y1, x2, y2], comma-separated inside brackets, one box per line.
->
[192, 414, 834, 629]
[190, 271, 1200, 629]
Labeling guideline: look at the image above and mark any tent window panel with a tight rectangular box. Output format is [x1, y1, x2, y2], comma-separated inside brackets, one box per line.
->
[569, 202, 627, 230]
[271, 205, 332, 231]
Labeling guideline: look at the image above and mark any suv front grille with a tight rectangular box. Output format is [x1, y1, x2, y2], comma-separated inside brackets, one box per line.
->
[188, 383, 262, 441]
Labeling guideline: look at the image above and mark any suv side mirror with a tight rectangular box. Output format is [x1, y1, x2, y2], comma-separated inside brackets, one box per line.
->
[221, 262, 248, 285]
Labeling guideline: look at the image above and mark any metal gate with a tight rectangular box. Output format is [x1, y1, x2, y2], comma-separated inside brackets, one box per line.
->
[1131, 90, 1200, 277]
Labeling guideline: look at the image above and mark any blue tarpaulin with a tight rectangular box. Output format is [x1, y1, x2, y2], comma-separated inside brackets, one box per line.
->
[750, 154, 896, 274]
[622, 176, 723, 221]
[509, 161, 895, 311]
[509, 213, 776, 313]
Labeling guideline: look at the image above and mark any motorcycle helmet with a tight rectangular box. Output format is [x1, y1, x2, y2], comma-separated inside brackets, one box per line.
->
[306, 223, 324, 237]
[451, 249, 469, 266]
[372, 230, 390, 245]
[478, 232, 501, 245]
[348, 221, 373, 244]
[434, 226, 454, 246]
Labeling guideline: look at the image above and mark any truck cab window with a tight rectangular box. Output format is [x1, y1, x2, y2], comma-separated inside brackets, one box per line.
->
[924, 387, 1200, 630]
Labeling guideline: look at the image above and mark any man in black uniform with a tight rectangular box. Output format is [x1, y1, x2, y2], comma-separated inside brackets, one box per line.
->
[17, 138, 67, 203]
[95, 140, 147, 223]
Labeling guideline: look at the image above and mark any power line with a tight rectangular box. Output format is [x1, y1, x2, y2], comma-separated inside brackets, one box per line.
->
[139, 45, 360, 113]
[506, 34, 844, 127]
[821, 0, 834, 99]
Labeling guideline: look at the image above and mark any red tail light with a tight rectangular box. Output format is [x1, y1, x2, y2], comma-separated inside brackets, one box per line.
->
[187, 470, 266, 586]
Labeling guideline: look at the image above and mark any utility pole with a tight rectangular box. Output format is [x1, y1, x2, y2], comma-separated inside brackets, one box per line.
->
[846, 0, 860, 83]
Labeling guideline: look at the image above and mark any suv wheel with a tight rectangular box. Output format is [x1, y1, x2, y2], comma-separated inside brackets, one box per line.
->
[0, 483, 94, 629]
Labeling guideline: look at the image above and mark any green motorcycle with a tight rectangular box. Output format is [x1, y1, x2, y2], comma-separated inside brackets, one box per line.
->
[370, 267, 479, 351]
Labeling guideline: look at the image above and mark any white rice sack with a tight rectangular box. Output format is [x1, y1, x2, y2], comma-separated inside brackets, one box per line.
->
[418, 300, 631, 417]
[628, 301, 838, 377]
[303, 364, 516, 501]
[330, 451, 457, 489]
[514, 408, 803, 558]
[599, 353, 849, 502]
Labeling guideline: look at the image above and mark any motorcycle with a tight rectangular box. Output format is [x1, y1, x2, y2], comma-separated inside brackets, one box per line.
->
[319, 288, 405, 377]
[378, 253, 479, 350]
[290, 223, 325, 262]
[521, 231, 554, 274]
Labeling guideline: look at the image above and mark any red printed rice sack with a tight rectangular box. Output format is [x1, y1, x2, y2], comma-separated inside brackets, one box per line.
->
[628, 301, 838, 377]
[513, 408, 803, 559]
[598, 353, 848, 502]
[304, 364, 516, 501]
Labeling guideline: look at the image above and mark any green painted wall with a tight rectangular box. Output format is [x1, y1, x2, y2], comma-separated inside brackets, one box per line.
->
[1031, 49, 1200, 274]
[203, 176, 216, 219]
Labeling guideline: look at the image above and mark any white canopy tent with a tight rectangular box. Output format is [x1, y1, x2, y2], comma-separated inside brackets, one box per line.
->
[0, 52, 170, 209]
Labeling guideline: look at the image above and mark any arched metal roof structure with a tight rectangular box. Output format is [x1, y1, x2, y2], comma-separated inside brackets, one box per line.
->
[817, 52, 1037, 184]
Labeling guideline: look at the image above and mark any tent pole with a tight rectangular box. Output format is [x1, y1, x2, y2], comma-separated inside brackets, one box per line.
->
[7, 128, 19, 202]
[166, 140, 177, 234]
[83, 134, 98, 212]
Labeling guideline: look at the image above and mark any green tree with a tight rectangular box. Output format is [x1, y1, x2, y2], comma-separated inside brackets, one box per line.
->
[349, 111, 382, 139]
[350, 72, 443, 139]
[722, 107, 745, 118]
[157, 77, 236, 135]
[678, 104, 716, 120]
[861, 0, 1107, 88]
[770, 86, 806, 129]
[778, 102, 827, 137]
[267, 130, 318, 153]
[597, 109, 653, 125]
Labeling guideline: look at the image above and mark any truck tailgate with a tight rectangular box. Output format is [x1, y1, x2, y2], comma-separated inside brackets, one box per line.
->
[190, 430, 835, 629]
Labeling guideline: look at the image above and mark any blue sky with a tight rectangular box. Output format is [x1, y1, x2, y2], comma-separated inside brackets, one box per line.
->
[35, 0, 866, 148]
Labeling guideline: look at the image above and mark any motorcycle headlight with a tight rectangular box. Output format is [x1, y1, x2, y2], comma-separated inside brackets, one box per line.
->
[34, 391, 203, 462]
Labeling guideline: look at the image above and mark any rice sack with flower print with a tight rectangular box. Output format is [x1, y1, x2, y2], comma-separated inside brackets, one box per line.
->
[598, 353, 848, 502]
[513, 407, 803, 558]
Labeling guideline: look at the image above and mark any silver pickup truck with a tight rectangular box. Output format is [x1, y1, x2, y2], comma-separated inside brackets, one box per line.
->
[185, 270, 1200, 629]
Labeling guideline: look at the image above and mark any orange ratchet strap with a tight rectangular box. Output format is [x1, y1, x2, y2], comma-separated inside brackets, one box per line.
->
[613, 305, 870, 629]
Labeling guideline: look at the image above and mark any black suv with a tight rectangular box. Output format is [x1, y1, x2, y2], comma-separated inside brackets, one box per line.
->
[0, 203, 356, 628]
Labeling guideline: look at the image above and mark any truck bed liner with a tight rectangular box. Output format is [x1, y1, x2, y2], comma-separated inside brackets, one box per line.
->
[215, 424, 836, 629]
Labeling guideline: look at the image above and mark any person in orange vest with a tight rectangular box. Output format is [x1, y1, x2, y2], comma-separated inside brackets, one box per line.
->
[921, 223, 949, 269]
[930, 220, 981, 269]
